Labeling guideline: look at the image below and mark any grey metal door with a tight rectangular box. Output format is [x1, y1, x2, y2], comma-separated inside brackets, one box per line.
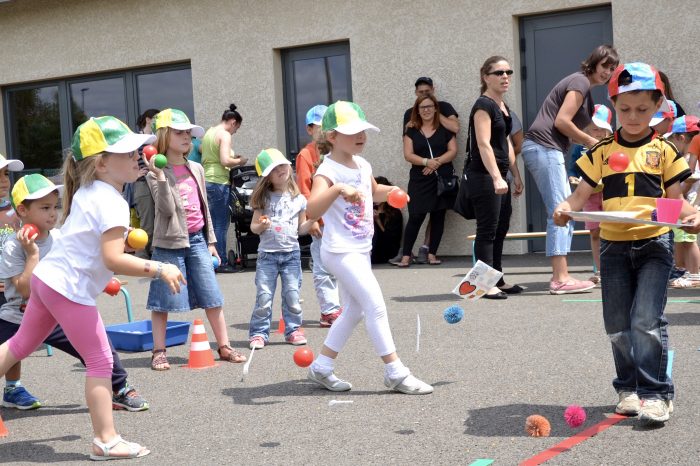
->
[282, 42, 352, 166]
[520, 6, 613, 252]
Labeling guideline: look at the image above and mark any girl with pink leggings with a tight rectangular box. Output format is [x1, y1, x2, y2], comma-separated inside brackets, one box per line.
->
[0, 116, 184, 461]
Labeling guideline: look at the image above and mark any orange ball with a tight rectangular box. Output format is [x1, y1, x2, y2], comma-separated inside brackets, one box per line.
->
[142, 145, 157, 160]
[608, 151, 630, 172]
[387, 189, 408, 209]
[293, 347, 314, 367]
[525, 414, 551, 437]
[127, 228, 148, 250]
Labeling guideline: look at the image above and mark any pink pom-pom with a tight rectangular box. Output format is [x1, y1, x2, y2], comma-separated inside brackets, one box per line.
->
[564, 405, 586, 428]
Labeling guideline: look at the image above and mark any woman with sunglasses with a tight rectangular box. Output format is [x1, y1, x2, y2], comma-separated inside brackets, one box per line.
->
[521, 45, 619, 295]
[464, 56, 523, 299]
[397, 94, 457, 267]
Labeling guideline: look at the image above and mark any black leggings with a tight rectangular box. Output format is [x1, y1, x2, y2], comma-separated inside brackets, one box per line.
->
[0, 319, 128, 392]
[402, 209, 447, 257]
[469, 172, 512, 286]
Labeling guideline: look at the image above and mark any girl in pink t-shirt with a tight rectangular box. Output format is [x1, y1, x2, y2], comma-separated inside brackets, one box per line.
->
[145, 109, 246, 371]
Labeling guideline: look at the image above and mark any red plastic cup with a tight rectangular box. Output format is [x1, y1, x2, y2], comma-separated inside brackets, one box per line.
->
[656, 198, 683, 224]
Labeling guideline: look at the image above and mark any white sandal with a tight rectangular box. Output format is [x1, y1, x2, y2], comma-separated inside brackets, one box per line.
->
[90, 435, 150, 461]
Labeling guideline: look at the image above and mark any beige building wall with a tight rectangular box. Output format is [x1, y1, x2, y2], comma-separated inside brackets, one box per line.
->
[1, 0, 697, 256]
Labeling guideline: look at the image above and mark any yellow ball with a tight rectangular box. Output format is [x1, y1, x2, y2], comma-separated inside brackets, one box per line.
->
[127, 228, 149, 250]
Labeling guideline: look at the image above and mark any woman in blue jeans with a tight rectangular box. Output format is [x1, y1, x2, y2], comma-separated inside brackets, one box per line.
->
[201, 104, 248, 273]
[521, 44, 618, 294]
[466, 56, 524, 299]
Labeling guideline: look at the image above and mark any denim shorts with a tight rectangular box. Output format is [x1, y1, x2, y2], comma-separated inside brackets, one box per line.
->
[147, 230, 224, 312]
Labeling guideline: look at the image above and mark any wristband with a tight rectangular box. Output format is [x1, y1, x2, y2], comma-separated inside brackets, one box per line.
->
[422, 158, 428, 167]
[154, 262, 163, 280]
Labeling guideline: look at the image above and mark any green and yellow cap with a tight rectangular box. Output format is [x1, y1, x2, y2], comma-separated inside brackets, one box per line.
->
[11, 173, 63, 210]
[321, 101, 379, 135]
[71, 116, 155, 161]
[151, 109, 204, 137]
[255, 148, 291, 177]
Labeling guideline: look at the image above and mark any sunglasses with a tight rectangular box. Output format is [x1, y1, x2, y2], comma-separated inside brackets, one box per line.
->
[488, 69, 514, 77]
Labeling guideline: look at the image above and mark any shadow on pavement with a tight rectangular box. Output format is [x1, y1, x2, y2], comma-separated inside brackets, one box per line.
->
[666, 312, 700, 326]
[1, 404, 87, 421]
[0, 435, 86, 463]
[463, 403, 630, 437]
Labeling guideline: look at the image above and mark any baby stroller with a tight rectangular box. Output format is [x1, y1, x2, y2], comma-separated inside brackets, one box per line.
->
[227, 165, 313, 270]
[228, 165, 260, 268]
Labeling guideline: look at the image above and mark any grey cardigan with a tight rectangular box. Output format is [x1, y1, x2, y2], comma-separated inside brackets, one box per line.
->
[145, 161, 217, 249]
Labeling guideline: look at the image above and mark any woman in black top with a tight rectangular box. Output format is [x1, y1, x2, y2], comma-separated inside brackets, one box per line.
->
[466, 56, 524, 298]
[397, 94, 457, 267]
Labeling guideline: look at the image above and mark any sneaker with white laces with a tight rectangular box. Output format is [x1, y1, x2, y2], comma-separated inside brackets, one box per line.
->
[285, 329, 307, 345]
[112, 385, 149, 412]
[638, 399, 673, 424]
[615, 391, 641, 415]
[384, 374, 433, 395]
[549, 279, 596, 295]
[307, 367, 352, 391]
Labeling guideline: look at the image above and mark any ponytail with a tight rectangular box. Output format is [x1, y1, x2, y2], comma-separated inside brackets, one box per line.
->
[61, 151, 99, 223]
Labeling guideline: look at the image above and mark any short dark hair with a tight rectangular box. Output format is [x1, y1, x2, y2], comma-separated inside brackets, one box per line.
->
[136, 109, 160, 132]
[414, 77, 433, 87]
[581, 45, 619, 76]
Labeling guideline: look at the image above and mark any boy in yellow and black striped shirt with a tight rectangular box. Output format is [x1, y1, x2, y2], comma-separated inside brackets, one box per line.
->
[554, 63, 700, 426]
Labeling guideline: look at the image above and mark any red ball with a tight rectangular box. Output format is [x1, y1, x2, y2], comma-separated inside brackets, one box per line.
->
[104, 278, 121, 296]
[142, 145, 157, 160]
[608, 151, 630, 172]
[21, 223, 39, 239]
[293, 347, 314, 367]
[387, 189, 408, 209]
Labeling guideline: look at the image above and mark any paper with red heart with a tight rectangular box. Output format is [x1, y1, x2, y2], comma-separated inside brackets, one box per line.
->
[452, 260, 504, 301]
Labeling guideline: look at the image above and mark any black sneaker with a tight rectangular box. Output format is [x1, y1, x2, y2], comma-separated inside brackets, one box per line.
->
[112, 385, 149, 412]
[215, 264, 238, 274]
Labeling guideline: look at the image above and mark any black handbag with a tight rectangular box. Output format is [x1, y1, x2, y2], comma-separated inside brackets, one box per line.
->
[452, 121, 476, 220]
[422, 130, 459, 197]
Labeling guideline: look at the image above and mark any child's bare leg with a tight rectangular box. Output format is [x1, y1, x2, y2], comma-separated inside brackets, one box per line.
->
[686, 242, 700, 275]
[206, 307, 245, 362]
[5, 361, 21, 381]
[88, 376, 146, 457]
[674, 242, 686, 269]
[0, 342, 20, 376]
[150, 312, 168, 350]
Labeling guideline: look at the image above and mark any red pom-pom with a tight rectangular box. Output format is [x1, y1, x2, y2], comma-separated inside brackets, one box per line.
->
[525, 414, 551, 437]
[564, 405, 586, 428]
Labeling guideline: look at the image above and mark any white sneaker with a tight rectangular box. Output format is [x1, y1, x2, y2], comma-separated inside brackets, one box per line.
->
[615, 391, 641, 415]
[384, 374, 433, 395]
[307, 368, 352, 392]
[638, 399, 673, 424]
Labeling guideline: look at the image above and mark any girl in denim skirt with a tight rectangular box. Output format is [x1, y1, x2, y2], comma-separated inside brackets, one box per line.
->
[145, 109, 246, 370]
[247, 149, 316, 349]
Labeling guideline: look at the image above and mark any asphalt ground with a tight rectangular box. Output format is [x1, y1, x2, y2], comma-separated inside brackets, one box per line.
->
[1, 252, 699, 465]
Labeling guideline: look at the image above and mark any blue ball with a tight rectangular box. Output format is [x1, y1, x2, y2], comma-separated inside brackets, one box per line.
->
[212, 256, 220, 268]
[443, 305, 464, 324]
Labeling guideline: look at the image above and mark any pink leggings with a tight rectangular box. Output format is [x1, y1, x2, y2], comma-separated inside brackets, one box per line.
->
[8, 276, 113, 378]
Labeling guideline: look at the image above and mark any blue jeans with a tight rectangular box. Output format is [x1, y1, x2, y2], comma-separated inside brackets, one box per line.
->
[147, 231, 224, 312]
[521, 139, 573, 256]
[206, 182, 231, 265]
[600, 233, 674, 400]
[249, 250, 303, 340]
[310, 233, 341, 315]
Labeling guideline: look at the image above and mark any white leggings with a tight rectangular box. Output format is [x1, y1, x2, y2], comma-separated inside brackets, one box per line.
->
[320, 249, 396, 357]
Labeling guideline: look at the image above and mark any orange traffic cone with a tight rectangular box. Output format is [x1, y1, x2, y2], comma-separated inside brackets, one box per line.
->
[275, 313, 285, 335]
[0, 414, 8, 437]
[186, 319, 216, 369]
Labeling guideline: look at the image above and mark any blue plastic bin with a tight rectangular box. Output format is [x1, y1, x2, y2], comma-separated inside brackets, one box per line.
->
[106, 320, 191, 352]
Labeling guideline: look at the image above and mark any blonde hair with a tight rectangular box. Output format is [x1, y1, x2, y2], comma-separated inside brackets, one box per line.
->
[61, 151, 100, 222]
[249, 166, 300, 210]
[155, 127, 193, 160]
